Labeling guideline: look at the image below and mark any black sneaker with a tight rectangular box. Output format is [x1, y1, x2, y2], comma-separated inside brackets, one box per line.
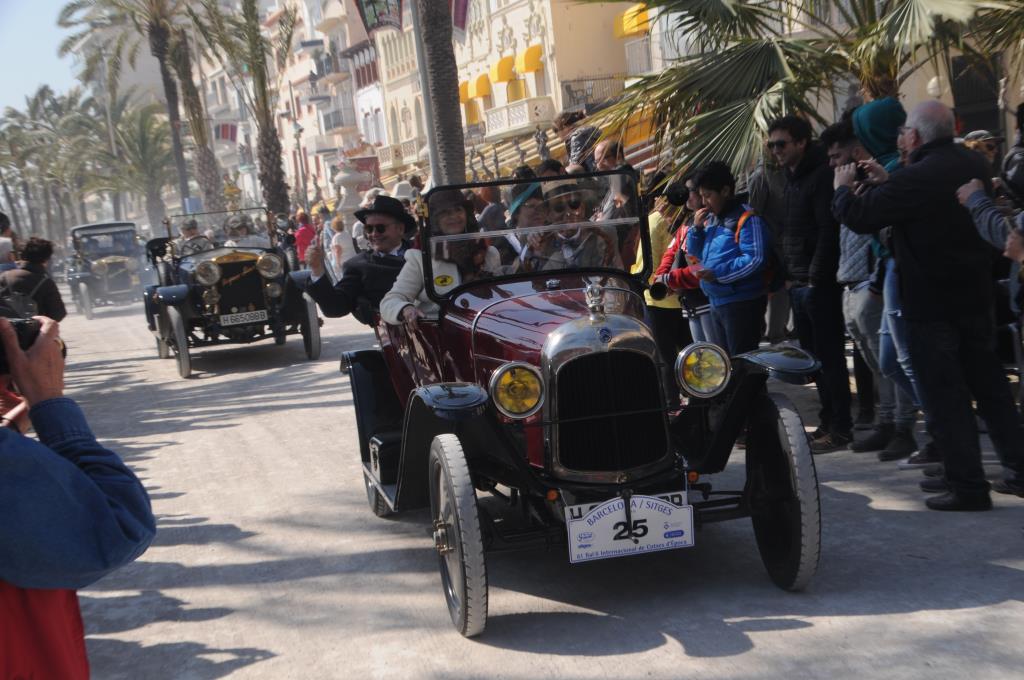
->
[809, 427, 828, 441]
[877, 427, 918, 461]
[810, 431, 852, 455]
[925, 491, 992, 511]
[922, 463, 944, 478]
[897, 440, 941, 469]
[854, 410, 876, 431]
[919, 477, 949, 493]
[850, 424, 894, 453]
[991, 479, 1024, 498]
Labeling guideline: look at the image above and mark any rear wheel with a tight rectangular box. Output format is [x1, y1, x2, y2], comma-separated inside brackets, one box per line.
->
[429, 434, 487, 637]
[166, 306, 192, 379]
[746, 392, 820, 591]
[300, 292, 321, 360]
[77, 283, 93, 320]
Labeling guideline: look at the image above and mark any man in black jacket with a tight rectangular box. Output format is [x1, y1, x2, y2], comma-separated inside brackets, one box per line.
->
[768, 115, 851, 453]
[833, 99, 1024, 511]
[0, 238, 65, 321]
[305, 195, 415, 325]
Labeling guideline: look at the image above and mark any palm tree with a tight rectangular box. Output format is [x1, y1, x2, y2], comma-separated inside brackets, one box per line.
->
[91, 103, 177, 230]
[189, 0, 294, 214]
[169, 27, 226, 213]
[59, 0, 192, 211]
[415, 0, 465, 184]
[589, 1, 1010, 176]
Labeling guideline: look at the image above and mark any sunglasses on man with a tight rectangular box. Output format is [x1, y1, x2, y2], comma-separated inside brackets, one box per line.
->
[549, 197, 583, 213]
[766, 139, 790, 150]
[365, 223, 394, 234]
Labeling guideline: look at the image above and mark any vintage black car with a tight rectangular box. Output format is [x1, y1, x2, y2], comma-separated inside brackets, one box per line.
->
[68, 222, 148, 319]
[344, 172, 823, 637]
[143, 208, 320, 378]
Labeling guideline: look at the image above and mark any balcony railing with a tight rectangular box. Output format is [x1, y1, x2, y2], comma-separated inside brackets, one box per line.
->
[484, 96, 556, 140]
[625, 37, 653, 76]
[561, 76, 626, 114]
[315, 51, 348, 84]
[323, 107, 356, 131]
[377, 143, 403, 169]
[401, 136, 425, 163]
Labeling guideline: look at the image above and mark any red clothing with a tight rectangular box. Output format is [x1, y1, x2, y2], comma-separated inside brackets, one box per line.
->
[0, 581, 89, 679]
[655, 226, 702, 290]
[294, 224, 316, 263]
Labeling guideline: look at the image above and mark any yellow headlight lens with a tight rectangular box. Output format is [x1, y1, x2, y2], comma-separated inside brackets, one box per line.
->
[256, 253, 283, 278]
[490, 363, 544, 418]
[676, 343, 730, 397]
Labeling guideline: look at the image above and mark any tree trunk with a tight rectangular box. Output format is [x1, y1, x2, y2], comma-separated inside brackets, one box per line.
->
[0, 168, 21, 228]
[170, 30, 226, 213]
[150, 25, 192, 212]
[145, 189, 167, 235]
[43, 184, 54, 241]
[416, 0, 465, 184]
[20, 180, 38, 234]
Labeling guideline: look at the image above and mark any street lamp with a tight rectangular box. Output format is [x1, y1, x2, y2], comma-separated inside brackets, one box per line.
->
[293, 121, 309, 213]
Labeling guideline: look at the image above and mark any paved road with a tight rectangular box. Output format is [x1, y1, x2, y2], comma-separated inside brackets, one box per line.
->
[61, 300, 1023, 679]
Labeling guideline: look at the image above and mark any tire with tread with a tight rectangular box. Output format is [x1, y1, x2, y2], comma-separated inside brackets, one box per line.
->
[156, 311, 172, 359]
[300, 292, 321, 360]
[746, 392, 820, 591]
[167, 305, 192, 379]
[77, 282, 93, 320]
[429, 433, 488, 637]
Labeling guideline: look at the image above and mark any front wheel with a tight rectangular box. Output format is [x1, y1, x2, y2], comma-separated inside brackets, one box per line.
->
[300, 292, 321, 360]
[745, 392, 821, 591]
[77, 282, 93, 320]
[156, 311, 172, 359]
[166, 305, 192, 379]
[429, 434, 488, 638]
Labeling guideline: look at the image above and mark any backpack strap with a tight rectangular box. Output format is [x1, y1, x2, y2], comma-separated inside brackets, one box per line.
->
[733, 210, 755, 243]
[26, 274, 49, 299]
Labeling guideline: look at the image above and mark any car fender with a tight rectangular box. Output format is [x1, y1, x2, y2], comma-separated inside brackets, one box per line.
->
[735, 346, 819, 385]
[155, 284, 190, 305]
[393, 383, 489, 511]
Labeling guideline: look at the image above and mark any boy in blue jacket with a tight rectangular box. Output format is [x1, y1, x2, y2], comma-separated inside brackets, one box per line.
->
[686, 161, 770, 354]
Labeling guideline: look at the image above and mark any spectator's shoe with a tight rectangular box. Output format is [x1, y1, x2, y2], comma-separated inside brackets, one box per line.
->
[877, 427, 919, 461]
[991, 479, 1024, 498]
[925, 492, 992, 512]
[896, 441, 941, 469]
[810, 431, 852, 455]
[854, 410, 876, 431]
[919, 478, 949, 493]
[850, 424, 894, 452]
[922, 463, 945, 478]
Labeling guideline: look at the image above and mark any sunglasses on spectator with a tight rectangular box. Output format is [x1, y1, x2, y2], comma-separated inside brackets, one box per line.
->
[549, 197, 583, 213]
[365, 223, 394, 234]
[766, 139, 789, 150]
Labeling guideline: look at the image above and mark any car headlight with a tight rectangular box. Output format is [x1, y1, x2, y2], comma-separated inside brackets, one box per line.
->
[264, 282, 282, 298]
[91, 261, 107, 276]
[489, 362, 544, 419]
[256, 253, 283, 279]
[195, 260, 221, 286]
[675, 343, 731, 398]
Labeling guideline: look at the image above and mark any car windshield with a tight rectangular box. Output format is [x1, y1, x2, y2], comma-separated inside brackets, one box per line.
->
[77, 229, 138, 257]
[423, 171, 647, 299]
[168, 207, 271, 248]
[184, 246, 269, 263]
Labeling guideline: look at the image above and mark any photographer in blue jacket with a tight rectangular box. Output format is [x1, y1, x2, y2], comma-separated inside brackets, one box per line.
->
[0, 314, 156, 680]
[685, 161, 772, 355]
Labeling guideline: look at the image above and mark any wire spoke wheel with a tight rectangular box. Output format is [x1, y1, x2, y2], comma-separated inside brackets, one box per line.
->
[428, 434, 487, 637]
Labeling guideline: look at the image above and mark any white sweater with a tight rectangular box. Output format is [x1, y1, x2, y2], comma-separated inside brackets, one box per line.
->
[380, 247, 501, 324]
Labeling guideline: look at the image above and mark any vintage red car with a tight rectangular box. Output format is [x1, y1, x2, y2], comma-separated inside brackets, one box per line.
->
[343, 171, 822, 637]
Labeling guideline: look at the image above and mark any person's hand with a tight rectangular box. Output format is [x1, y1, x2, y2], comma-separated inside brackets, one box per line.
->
[956, 179, 985, 206]
[858, 159, 888, 185]
[306, 240, 325, 277]
[696, 268, 717, 282]
[400, 304, 425, 330]
[0, 317, 64, 406]
[834, 163, 858, 189]
[1004, 230, 1024, 263]
[693, 208, 709, 228]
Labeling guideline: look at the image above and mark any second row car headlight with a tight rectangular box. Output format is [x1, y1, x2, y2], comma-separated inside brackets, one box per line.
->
[489, 362, 544, 419]
[91, 261, 107, 276]
[675, 343, 730, 398]
[195, 260, 221, 286]
[257, 253, 283, 279]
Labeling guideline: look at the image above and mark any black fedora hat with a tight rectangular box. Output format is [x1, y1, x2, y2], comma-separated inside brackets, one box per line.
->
[354, 194, 416, 233]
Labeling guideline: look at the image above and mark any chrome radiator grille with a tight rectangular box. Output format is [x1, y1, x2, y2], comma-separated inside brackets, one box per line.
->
[216, 262, 265, 312]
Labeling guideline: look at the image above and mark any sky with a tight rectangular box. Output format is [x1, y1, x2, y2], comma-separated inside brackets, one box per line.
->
[0, 0, 79, 113]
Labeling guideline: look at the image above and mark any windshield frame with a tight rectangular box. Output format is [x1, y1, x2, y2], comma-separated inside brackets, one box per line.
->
[419, 169, 651, 305]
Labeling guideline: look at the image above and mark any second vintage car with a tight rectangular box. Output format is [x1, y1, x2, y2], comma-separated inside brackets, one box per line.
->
[344, 172, 823, 637]
[143, 207, 320, 378]
[67, 222, 149, 319]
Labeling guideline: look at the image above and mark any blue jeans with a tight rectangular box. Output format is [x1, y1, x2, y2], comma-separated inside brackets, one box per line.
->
[790, 284, 853, 434]
[688, 312, 724, 348]
[710, 296, 767, 356]
[878, 258, 921, 408]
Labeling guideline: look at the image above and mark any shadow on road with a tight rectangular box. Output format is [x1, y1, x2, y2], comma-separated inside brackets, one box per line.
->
[85, 638, 273, 680]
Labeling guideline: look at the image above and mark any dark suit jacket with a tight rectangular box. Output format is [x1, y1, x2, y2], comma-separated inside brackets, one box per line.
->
[306, 246, 409, 325]
[1, 264, 66, 321]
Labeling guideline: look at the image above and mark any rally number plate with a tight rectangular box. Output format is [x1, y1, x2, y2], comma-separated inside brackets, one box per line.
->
[219, 310, 268, 326]
[565, 491, 694, 564]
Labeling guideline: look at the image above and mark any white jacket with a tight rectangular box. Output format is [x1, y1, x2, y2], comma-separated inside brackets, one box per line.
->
[380, 247, 501, 324]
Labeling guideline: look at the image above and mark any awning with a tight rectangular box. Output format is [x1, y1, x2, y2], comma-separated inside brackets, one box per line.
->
[468, 73, 491, 99]
[489, 55, 515, 83]
[458, 81, 469, 104]
[614, 3, 649, 38]
[515, 44, 543, 74]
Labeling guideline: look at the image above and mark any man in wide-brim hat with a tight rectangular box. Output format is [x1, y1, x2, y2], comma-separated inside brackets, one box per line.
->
[305, 194, 414, 325]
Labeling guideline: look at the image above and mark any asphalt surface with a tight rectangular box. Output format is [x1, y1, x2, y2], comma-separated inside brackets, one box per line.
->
[60, 299, 1024, 679]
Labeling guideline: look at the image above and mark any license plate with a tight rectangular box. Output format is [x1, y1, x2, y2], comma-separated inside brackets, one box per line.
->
[219, 310, 268, 326]
[565, 491, 694, 564]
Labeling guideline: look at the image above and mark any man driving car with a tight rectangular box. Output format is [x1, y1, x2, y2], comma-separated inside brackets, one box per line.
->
[174, 219, 214, 256]
[305, 195, 414, 325]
